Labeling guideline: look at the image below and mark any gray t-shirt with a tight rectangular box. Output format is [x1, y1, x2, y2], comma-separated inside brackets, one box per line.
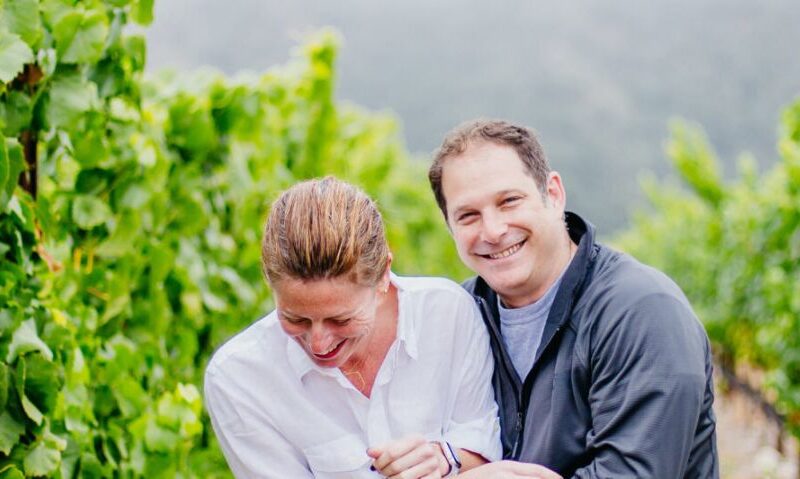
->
[498, 272, 565, 380]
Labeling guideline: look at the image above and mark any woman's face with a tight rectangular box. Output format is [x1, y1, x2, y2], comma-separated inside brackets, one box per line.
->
[274, 275, 385, 369]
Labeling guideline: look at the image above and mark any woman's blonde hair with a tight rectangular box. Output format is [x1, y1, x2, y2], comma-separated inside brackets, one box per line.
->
[262, 177, 390, 286]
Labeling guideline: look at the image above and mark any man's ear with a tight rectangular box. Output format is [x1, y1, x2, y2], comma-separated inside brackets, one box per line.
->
[545, 171, 567, 210]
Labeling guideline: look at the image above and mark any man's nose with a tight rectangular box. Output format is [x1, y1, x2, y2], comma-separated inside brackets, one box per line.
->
[480, 212, 508, 243]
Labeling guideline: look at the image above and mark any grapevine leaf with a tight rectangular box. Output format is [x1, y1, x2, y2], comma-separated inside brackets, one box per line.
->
[0, 363, 8, 411]
[23, 440, 61, 477]
[71, 195, 112, 229]
[20, 393, 43, 425]
[20, 354, 63, 416]
[144, 415, 179, 453]
[6, 319, 54, 363]
[73, 129, 109, 167]
[40, 0, 72, 27]
[0, 465, 25, 479]
[53, 9, 109, 64]
[2, 0, 43, 47]
[95, 211, 140, 258]
[45, 72, 99, 129]
[0, 138, 8, 204]
[0, 412, 24, 455]
[131, 0, 155, 25]
[14, 356, 45, 426]
[0, 32, 34, 83]
[1, 91, 33, 137]
[0, 139, 25, 212]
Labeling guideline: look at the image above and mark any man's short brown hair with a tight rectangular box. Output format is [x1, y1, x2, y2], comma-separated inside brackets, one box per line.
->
[429, 119, 551, 220]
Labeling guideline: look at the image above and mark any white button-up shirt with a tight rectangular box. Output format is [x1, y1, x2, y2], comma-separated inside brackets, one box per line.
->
[204, 275, 501, 478]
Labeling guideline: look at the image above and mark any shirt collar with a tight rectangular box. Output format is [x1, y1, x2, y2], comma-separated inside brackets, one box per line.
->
[285, 272, 417, 381]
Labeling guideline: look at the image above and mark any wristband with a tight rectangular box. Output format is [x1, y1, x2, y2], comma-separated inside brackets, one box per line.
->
[437, 441, 461, 477]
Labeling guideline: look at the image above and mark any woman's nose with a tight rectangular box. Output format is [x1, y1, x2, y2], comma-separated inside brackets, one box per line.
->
[309, 324, 333, 353]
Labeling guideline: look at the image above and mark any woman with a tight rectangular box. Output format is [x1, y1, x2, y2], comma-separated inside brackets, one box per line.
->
[204, 177, 501, 478]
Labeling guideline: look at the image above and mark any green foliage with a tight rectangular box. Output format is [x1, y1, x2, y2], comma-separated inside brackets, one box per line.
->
[1, 2, 464, 477]
[617, 99, 800, 438]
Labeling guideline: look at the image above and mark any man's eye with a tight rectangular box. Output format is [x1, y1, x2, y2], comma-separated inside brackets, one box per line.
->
[457, 212, 477, 223]
[332, 318, 352, 326]
[502, 196, 521, 205]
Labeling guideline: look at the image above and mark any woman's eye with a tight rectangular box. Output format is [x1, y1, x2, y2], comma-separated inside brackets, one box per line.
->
[283, 317, 309, 325]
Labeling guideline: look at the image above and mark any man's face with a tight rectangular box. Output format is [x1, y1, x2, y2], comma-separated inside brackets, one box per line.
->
[441, 141, 569, 308]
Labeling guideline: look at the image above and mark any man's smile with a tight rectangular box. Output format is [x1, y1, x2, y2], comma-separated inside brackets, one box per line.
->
[477, 239, 527, 260]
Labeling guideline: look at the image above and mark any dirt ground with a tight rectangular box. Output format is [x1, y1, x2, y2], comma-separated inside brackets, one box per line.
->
[715, 385, 798, 478]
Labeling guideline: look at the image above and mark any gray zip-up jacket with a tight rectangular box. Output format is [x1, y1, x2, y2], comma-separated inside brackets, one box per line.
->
[464, 212, 718, 478]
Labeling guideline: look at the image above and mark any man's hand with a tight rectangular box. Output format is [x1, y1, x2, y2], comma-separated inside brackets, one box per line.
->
[455, 460, 562, 479]
[367, 434, 448, 479]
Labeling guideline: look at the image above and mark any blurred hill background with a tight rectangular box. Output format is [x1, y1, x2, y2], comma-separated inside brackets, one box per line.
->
[144, 0, 800, 233]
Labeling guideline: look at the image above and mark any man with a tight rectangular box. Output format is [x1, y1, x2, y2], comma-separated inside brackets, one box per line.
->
[428, 120, 718, 478]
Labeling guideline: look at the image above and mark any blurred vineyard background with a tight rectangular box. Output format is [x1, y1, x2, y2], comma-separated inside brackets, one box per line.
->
[1, 0, 799, 477]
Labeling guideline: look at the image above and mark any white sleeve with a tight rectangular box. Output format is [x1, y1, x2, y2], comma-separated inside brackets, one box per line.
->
[443, 295, 502, 462]
[204, 365, 314, 479]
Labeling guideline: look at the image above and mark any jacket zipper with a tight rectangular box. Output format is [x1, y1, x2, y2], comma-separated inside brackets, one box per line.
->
[476, 297, 525, 458]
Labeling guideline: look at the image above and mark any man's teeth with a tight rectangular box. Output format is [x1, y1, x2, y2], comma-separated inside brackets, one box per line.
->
[489, 242, 522, 259]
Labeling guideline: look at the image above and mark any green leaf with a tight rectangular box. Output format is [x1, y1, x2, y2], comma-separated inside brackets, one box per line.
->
[45, 72, 99, 128]
[2, 0, 43, 47]
[20, 354, 63, 416]
[73, 129, 109, 167]
[1, 91, 33, 137]
[0, 465, 25, 479]
[71, 195, 112, 229]
[144, 415, 179, 453]
[53, 9, 109, 64]
[0, 138, 25, 211]
[0, 412, 25, 455]
[96, 211, 140, 257]
[23, 440, 62, 477]
[20, 393, 43, 425]
[0, 363, 8, 411]
[111, 374, 147, 418]
[0, 138, 8, 203]
[0, 32, 34, 83]
[131, 0, 155, 25]
[14, 356, 48, 426]
[6, 319, 54, 363]
[40, 0, 73, 28]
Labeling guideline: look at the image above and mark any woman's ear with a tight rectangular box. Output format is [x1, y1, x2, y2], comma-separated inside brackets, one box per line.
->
[381, 253, 393, 293]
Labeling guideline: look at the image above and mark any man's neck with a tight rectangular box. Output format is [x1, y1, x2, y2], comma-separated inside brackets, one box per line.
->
[500, 238, 578, 309]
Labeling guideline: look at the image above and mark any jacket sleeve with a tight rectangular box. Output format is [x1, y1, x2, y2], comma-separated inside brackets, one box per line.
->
[571, 292, 710, 479]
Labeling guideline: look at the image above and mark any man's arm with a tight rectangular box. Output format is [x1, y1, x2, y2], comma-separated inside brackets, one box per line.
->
[572, 293, 710, 478]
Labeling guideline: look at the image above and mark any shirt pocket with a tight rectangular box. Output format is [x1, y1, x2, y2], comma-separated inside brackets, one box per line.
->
[303, 434, 371, 478]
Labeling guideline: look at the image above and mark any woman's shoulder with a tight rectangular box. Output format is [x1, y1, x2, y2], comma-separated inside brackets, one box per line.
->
[394, 274, 474, 303]
[205, 312, 286, 379]
[394, 275, 483, 335]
